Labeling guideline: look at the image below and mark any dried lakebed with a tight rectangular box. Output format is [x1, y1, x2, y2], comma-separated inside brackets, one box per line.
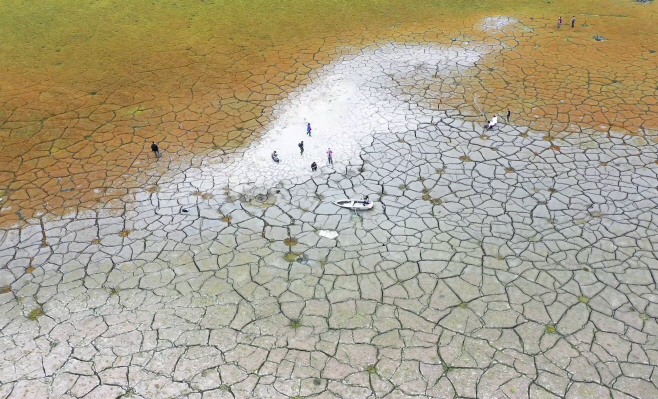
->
[1, 18, 658, 399]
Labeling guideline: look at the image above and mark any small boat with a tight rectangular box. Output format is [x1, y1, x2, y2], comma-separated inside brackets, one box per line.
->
[333, 199, 374, 210]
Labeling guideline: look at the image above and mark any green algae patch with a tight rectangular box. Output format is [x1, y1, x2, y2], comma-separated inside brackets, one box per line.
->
[284, 252, 301, 262]
[284, 238, 298, 246]
[27, 308, 45, 321]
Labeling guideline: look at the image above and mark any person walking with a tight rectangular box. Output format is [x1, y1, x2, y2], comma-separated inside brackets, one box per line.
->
[571, 16, 576, 28]
[298, 141, 304, 154]
[327, 148, 333, 165]
[507, 109, 511, 122]
[311, 162, 317, 171]
[558, 16, 562, 29]
[307, 123, 312, 136]
[151, 142, 161, 158]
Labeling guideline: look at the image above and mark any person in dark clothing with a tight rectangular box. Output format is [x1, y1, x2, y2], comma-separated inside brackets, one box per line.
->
[151, 142, 160, 158]
[272, 151, 280, 163]
[307, 123, 312, 136]
[571, 16, 576, 28]
[507, 109, 511, 122]
[311, 162, 317, 171]
[298, 141, 304, 154]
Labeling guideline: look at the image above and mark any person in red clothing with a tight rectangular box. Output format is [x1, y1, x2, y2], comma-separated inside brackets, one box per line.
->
[558, 16, 562, 28]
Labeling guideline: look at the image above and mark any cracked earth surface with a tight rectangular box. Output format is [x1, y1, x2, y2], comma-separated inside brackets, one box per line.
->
[2, 12, 658, 399]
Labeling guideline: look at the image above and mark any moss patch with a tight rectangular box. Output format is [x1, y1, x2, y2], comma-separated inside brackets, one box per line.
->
[284, 252, 301, 262]
[27, 307, 45, 320]
[284, 238, 298, 246]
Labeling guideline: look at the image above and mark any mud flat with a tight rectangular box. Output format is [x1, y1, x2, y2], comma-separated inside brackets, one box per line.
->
[1, 2, 658, 398]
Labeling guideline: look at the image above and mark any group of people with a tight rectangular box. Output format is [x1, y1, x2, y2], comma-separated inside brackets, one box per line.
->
[484, 109, 512, 131]
[271, 123, 334, 171]
[557, 16, 576, 29]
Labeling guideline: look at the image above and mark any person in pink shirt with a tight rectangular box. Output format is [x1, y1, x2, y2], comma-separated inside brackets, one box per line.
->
[558, 16, 562, 28]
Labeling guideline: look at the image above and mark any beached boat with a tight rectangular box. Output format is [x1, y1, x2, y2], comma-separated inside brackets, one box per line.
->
[333, 199, 374, 210]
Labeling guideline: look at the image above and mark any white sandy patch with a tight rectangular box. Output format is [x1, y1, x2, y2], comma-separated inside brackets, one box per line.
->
[193, 43, 487, 195]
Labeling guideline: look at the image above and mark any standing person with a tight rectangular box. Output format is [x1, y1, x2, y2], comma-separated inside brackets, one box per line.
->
[327, 148, 333, 165]
[507, 109, 511, 122]
[311, 162, 317, 171]
[558, 16, 562, 29]
[151, 142, 160, 158]
[298, 141, 304, 154]
[307, 123, 312, 136]
[571, 16, 576, 28]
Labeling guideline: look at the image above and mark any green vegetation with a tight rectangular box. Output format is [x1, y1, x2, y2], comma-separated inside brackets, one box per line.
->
[284, 252, 300, 262]
[27, 307, 45, 320]
[0, 0, 630, 76]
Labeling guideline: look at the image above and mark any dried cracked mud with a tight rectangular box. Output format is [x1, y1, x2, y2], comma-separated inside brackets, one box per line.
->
[2, 6, 658, 399]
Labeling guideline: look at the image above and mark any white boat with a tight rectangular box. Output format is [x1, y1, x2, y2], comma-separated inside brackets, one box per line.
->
[333, 199, 374, 210]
